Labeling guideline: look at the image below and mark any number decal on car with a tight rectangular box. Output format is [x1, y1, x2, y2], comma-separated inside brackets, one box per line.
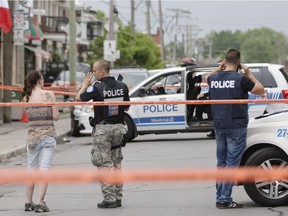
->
[277, 129, 288, 137]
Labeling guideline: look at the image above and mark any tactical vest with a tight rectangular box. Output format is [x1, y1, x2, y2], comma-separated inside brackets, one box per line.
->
[208, 71, 248, 129]
[93, 77, 127, 124]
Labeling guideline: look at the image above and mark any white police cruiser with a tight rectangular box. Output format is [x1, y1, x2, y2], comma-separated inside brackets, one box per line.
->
[72, 63, 288, 142]
[242, 109, 288, 206]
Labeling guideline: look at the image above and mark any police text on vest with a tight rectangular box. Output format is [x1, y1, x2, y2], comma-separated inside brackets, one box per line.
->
[103, 89, 124, 97]
[210, 80, 235, 88]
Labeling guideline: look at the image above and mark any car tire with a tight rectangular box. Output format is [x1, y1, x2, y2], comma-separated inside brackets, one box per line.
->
[243, 147, 288, 206]
[71, 118, 81, 137]
[70, 107, 82, 137]
[124, 115, 135, 142]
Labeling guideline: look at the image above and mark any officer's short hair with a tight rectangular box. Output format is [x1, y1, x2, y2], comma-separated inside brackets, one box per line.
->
[97, 60, 111, 72]
[225, 49, 240, 65]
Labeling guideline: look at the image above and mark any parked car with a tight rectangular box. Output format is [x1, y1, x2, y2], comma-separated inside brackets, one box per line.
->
[71, 63, 288, 140]
[70, 67, 149, 136]
[241, 109, 288, 206]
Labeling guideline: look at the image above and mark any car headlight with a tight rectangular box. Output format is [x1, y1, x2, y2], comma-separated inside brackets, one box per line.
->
[73, 108, 82, 117]
[82, 106, 92, 113]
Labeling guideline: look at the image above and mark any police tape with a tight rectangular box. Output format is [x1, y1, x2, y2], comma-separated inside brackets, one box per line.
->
[0, 99, 287, 107]
[0, 167, 287, 185]
[0, 85, 77, 96]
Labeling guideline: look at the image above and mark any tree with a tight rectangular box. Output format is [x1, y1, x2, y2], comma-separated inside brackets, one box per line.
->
[203, 28, 288, 63]
[240, 28, 287, 63]
[89, 25, 163, 69]
[117, 26, 163, 69]
[205, 30, 242, 60]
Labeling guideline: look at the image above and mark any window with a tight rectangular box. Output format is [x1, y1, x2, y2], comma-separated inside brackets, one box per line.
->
[249, 67, 277, 88]
[143, 72, 182, 95]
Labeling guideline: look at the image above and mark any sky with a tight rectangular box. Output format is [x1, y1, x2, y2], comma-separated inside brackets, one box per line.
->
[79, 0, 288, 43]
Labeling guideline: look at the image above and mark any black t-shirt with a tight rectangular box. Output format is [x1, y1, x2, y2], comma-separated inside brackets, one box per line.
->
[240, 75, 255, 92]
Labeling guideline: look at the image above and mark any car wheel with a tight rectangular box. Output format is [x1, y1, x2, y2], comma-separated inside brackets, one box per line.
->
[70, 108, 81, 137]
[124, 115, 135, 142]
[71, 118, 81, 137]
[243, 147, 288, 206]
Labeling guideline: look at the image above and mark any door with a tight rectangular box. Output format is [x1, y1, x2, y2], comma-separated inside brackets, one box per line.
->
[134, 71, 186, 132]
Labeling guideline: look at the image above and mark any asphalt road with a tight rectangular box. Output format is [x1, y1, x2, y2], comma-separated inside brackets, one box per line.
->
[0, 133, 287, 216]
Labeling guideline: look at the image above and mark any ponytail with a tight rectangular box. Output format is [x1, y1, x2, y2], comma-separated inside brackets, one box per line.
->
[19, 70, 42, 102]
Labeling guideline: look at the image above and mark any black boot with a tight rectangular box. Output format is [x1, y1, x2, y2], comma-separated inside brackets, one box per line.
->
[97, 201, 118, 208]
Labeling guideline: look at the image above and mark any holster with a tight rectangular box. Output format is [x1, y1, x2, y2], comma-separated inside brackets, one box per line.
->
[111, 133, 127, 150]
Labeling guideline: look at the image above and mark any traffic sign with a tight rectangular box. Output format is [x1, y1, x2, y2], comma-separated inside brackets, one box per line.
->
[32, 9, 46, 15]
[104, 40, 116, 62]
[13, 12, 24, 29]
[13, 29, 24, 45]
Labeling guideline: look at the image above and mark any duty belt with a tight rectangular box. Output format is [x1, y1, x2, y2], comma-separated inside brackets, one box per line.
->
[97, 120, 123, 125]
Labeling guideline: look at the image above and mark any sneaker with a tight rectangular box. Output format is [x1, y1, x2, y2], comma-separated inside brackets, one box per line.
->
[116, 199, 122, 207]
[206, 130, 215, 138]
[215, 202, 220, 208]
[217, 201, 243, 209]
[97, 200, 118, 208]
[35, 202, 49, 213]
[24, 202, 35, 211]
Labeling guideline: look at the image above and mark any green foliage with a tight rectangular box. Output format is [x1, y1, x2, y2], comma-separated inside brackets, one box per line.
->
[240, 28, 287, 63]
[87, 25, 163, 69]
[116, 26, 163, 69]
[51, 51, 61, 62]
[205, 28, 288, 63]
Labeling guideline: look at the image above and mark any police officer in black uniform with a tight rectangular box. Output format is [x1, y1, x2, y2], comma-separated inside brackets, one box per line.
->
[76, 60, 130, 208]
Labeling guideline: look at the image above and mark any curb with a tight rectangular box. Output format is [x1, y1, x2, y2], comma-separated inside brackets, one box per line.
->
[0, 131, 70, 162]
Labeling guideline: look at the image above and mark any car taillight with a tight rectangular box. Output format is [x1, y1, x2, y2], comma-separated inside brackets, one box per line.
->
[282, 90, 288, 99]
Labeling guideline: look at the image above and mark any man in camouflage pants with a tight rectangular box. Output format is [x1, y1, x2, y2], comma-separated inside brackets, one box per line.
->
[76, 60, 130, 208]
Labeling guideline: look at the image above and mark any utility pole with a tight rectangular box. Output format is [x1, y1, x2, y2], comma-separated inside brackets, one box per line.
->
[108, 0, 116, 67]
[167, 8, 190, 64]
[17, 1, 24, 85]
[3, 0, 14, 123]
[158, 0, 165, 62]
[146, 0, 151, 35]
[131, 0, 135, 35]
[68, 0, 77, 89]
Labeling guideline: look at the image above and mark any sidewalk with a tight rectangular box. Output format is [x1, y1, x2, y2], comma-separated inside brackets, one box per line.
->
[0, 112, 71, 162]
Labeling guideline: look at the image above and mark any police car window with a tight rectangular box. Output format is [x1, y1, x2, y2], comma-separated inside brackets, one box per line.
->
[249, 67, 277, 88]
[143, 72, 181, 95]
[111, 72, 148, 89]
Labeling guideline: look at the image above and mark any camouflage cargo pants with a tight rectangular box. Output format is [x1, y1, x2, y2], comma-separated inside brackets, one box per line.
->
[91, 123, 127, 202]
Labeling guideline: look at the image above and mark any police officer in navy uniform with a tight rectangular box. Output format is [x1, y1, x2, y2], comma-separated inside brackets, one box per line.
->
[207, 49, 265, 209]
[76, 60, 130, 208]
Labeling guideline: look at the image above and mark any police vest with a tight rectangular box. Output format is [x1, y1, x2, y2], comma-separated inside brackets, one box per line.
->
[208, 71, 248, 129]
[93, 77, 128, 124]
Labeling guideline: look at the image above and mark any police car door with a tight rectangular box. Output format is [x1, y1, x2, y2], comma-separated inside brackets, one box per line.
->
[135, 71, 186, 132]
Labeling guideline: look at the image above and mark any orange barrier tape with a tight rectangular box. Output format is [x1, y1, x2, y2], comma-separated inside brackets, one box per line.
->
[0, 85, 77, 96]
[0, 167, 287, 185]
[0, 99, 287, 107]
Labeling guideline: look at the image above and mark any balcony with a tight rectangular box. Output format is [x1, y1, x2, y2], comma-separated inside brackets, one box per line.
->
[41, 16, 69, 34]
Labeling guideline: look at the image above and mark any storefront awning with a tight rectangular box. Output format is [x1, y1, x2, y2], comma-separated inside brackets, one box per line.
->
[24, 46, 51, 59]
[24, 23, 43, 40]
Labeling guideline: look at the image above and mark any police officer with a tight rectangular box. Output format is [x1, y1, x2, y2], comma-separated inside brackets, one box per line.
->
[207, 49, 265, 209]
[75, 60, 130, 208]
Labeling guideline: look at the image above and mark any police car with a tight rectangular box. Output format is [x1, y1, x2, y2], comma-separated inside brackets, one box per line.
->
[241, 109, 288, 206]
[71, 67, 150, 136]
[72, 63, 288, 141]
